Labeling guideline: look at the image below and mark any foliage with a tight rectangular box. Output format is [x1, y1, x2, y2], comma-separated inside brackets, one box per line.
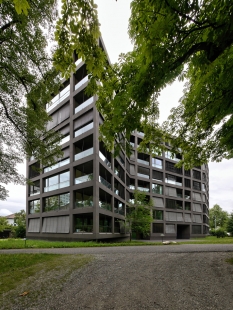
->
[0, 217, 11, 232]
[209, 204, 228, 229]
[0, 0, 63, 200]
[55, 0, 233, 166]
[126, 190, 153, 240]
[227, 213, 233, 235]
[13, 210, 26, 237]
[214, 228, 227, 238]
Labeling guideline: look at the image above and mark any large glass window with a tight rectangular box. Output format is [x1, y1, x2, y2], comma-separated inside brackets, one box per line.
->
[99, 164, 112, 190]
[44, 157, 70, 173]
[99, 214, 112, 233]
[44, 171, 70, 192]
[74, 134, 93, 161]
[29, 199, 40, 214]
[192, 225, 201, 234]
[114, 178, 125, 199]
[74, 213, 93, 233]
[152, 183, 163, 195]
[44, 193, 70, 212]
[152, 223, 164, 233]
[99, 141, 112, 169]
[165, 161, 182, 174]
[152, 158, 163, 169]
[166, 198, 183, 210]
[114, 198, 125, 215]
[74, 187, 93, 208]
[137, 152, 150, 166]
[137, 166, 150, 179]
[138, 180, 150, 192]
[99, 188, 112, 211]
[29, 180, 40, 196]
[165, 174, 182, 186]
[153, 210, 163, 220]
[114, 159, 125, 182]
[74, 161, 93, 184]
[74, 88, 93, 114]
[29, 162, 40, 178]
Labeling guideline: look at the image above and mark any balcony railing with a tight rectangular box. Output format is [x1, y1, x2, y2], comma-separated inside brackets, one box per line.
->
[99, 151, 111, 168]
[99, 176, 111, 190]
[152, 163, 162, 169]
[165, 179, 182, 187]
[138, 186, 150, 192]
[99, 201, 112, 211]
[137, 173, 149, 179]
[99, 225, 112, 233]
[128, 184, 135, 190]
[59, 135, 70, 145]
[75, 97, 94, 114]
[75, 58, 82, 66]
[46, 85, 70, 112]
[74, 225, 93, 233]
[29, 190, 40, 196]
[137, 159, 149, 166]
[75, 76, 88, 91]
[44, 158, 70, 173]
[74, 147, 94, 161]
[75, 173, 93, 184]
[44, 180, 70, 192]
[74, 122, 93, 138]
[75, 200, 93, 208]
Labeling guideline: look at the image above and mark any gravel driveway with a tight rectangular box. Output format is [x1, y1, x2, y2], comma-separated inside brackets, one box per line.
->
[1, 244, 233, 310]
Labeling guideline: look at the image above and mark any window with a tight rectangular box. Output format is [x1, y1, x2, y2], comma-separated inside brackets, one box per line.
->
[152, 197, 164, 208]
[114, 178, 125, 199]
[153, 223, 164, 233]
[74, 213, 93, 233]
[193, 214, 202, 223]
[29, 162, 40, 178]
[114, 159, 125, 182]
[184, 169, 190, 177]
[165, 151, 182, 162]
[75, 187, 93, 208]
[100, 141, 112, 168]
[74, 63, 88, 90]
[166, 212, 183, 222]
[138, 179, 150, 192]
[137, 152, 150, 165]
[166, 198, 183, 210]
[137, 166, 150, 179]
[165, 161, 182, 174]
[193, 181, 201, 191]
[165, 224, 175, 233]
[153, 210, 163, 220]
[74, 161, 93, 184]
[29, 180, 40, 196]
[99, 188, 112, 211]
[29, 200, 40, 214]
[114, 198, 125, 215]
[192, 225, 202, 234]
[44, 193, 70, 212]
[28, 218, 40, 232]
[152, 170, 163, 181]
[152, 183, 163, 195]
[193, 192, 202, 201]
[42, 216, 69, 233]
[184, 178, 191, 188]
[47, 102, 70, 130]
[44, 156, 70, 173]
[165, 174, 182, 186]
[152, 158, 163, 169]
[185, 201, 191, 211]
[185, 190, 191, 199]
[74, 88, 93, 114]
[74, 134, 93, 161]
[74, 110, 93, 137]
[166, 187, 182, 198]
[44, 171, 70, 192]
[193, 203, 202, 212]
[126, 175, 135, 190]
[99, 214, 112, 233]
[193, 170, 201, 180]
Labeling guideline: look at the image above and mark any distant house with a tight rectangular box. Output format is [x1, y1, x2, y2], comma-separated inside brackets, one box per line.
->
[5, 214, 16, 226]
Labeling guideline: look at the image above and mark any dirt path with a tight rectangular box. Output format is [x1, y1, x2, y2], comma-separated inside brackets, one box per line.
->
[1, 246, 233, 310]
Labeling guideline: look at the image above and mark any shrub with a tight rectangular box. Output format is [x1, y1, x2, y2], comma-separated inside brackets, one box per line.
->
[215, 228, 227, 238]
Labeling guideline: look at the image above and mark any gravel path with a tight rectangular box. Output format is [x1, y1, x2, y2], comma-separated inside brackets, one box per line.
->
[1, 245, 233, 310]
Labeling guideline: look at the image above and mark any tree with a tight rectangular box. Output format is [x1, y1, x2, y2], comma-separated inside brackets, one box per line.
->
[14, 209, 26, 238]
[126, 190, 153, 241]
[209, 204, 228, 230]
[227, 213, 233, 235]
[0, 0, 63, 200]
[0, 217, 11, 232]
[54, 0, 233, 167]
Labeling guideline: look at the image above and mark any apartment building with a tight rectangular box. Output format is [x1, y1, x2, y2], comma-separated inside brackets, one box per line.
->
[26, 38, 209, 241]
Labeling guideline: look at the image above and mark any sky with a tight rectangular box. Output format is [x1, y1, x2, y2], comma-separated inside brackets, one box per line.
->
[0, 0, 232, 216]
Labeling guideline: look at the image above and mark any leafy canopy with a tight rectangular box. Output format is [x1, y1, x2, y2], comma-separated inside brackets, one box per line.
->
[0, 0, 63, 199]
[209, 204, 228, 229]
[54, 0, 233, 167]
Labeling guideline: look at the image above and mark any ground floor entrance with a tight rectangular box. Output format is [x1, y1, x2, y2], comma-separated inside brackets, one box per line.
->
[177, 224, 190, 239]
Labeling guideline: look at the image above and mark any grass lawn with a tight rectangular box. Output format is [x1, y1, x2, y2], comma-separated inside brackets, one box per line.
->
[0, 238, 162, 249]
[182, 236, 233, 244]
[0, 253, 92, 295]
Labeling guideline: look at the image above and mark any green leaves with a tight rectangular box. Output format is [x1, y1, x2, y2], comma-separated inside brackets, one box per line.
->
[13, 0, 30, 15]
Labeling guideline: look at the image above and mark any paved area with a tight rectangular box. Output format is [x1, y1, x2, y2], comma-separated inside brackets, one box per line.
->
[1, 244, 233, 310]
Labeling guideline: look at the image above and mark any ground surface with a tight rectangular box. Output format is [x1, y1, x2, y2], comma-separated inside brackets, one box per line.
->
[1, 244, 233, 310]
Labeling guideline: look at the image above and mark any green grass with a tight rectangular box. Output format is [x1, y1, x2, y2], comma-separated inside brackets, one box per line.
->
[0, 253, 91, 295]
[226, 257, 233, 264]
[182, 236, 233, 244]
[0, 238, 163, 249]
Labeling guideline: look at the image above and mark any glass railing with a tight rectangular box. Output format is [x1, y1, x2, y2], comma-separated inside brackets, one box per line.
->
[99, 201, 112, 211]
[114, 168, 119, 176]
[152, 163, 163, 169]
[75, 200, 93, 208]
[99, 176, 111, 190]
[138, 186, 150, 192]
[75, 173, 93, 184]
[59, 135, 70, 145]
[114, 188, 119, 195]
[44, 158, 70, 173]
[44, 180, 70, 192]
[99, 151, 111, 168]
[74, 225, 93, 233]
[74, 147, 94, 161]
[128, 184, 135, 190]
[29, 190, 40, 196]
[75, 97, 94, 114]
[74, 122, 93, 137]
[75, 76, 88, 91]
[99, 226, 112, 233]
[152, 189, 163, 195]
[137, 173, 149, 179]
[137, 159, 149, 166]
[46, 85, 70, 112]
[165, 179, 182, 187]
[75, 58, 82, 66]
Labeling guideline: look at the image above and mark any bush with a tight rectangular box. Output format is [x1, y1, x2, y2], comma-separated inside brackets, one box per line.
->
[14, 225, 26, 238]
[215, 228, 227, 238]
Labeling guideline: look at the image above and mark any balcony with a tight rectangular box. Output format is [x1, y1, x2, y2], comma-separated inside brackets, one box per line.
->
[99, 201, 112, 211]
[137, 158, 149, 166]
[75, 58, 82, 66]
[99, 151, 111, 168]
[138, 186, 150, 192]
[75, 97, 94, 114]
[137, 173, 149, 179]
[59, 135, 70, 145]
[74, 147, 93, 161]
[99, 176, 111, 190]
[75, 173, 93, 184]
[29, 189, 40, 196]
[75, 76, 88, 91]
[46, 85, 70, 112]
[44, 180, 70, 193]
[44, 158, 70, 173]
[99, 225, 112, 233]
[74, 122, 93, 138]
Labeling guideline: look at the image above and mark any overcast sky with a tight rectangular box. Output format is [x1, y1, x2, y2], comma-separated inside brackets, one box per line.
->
[0, 0, 232, 216]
